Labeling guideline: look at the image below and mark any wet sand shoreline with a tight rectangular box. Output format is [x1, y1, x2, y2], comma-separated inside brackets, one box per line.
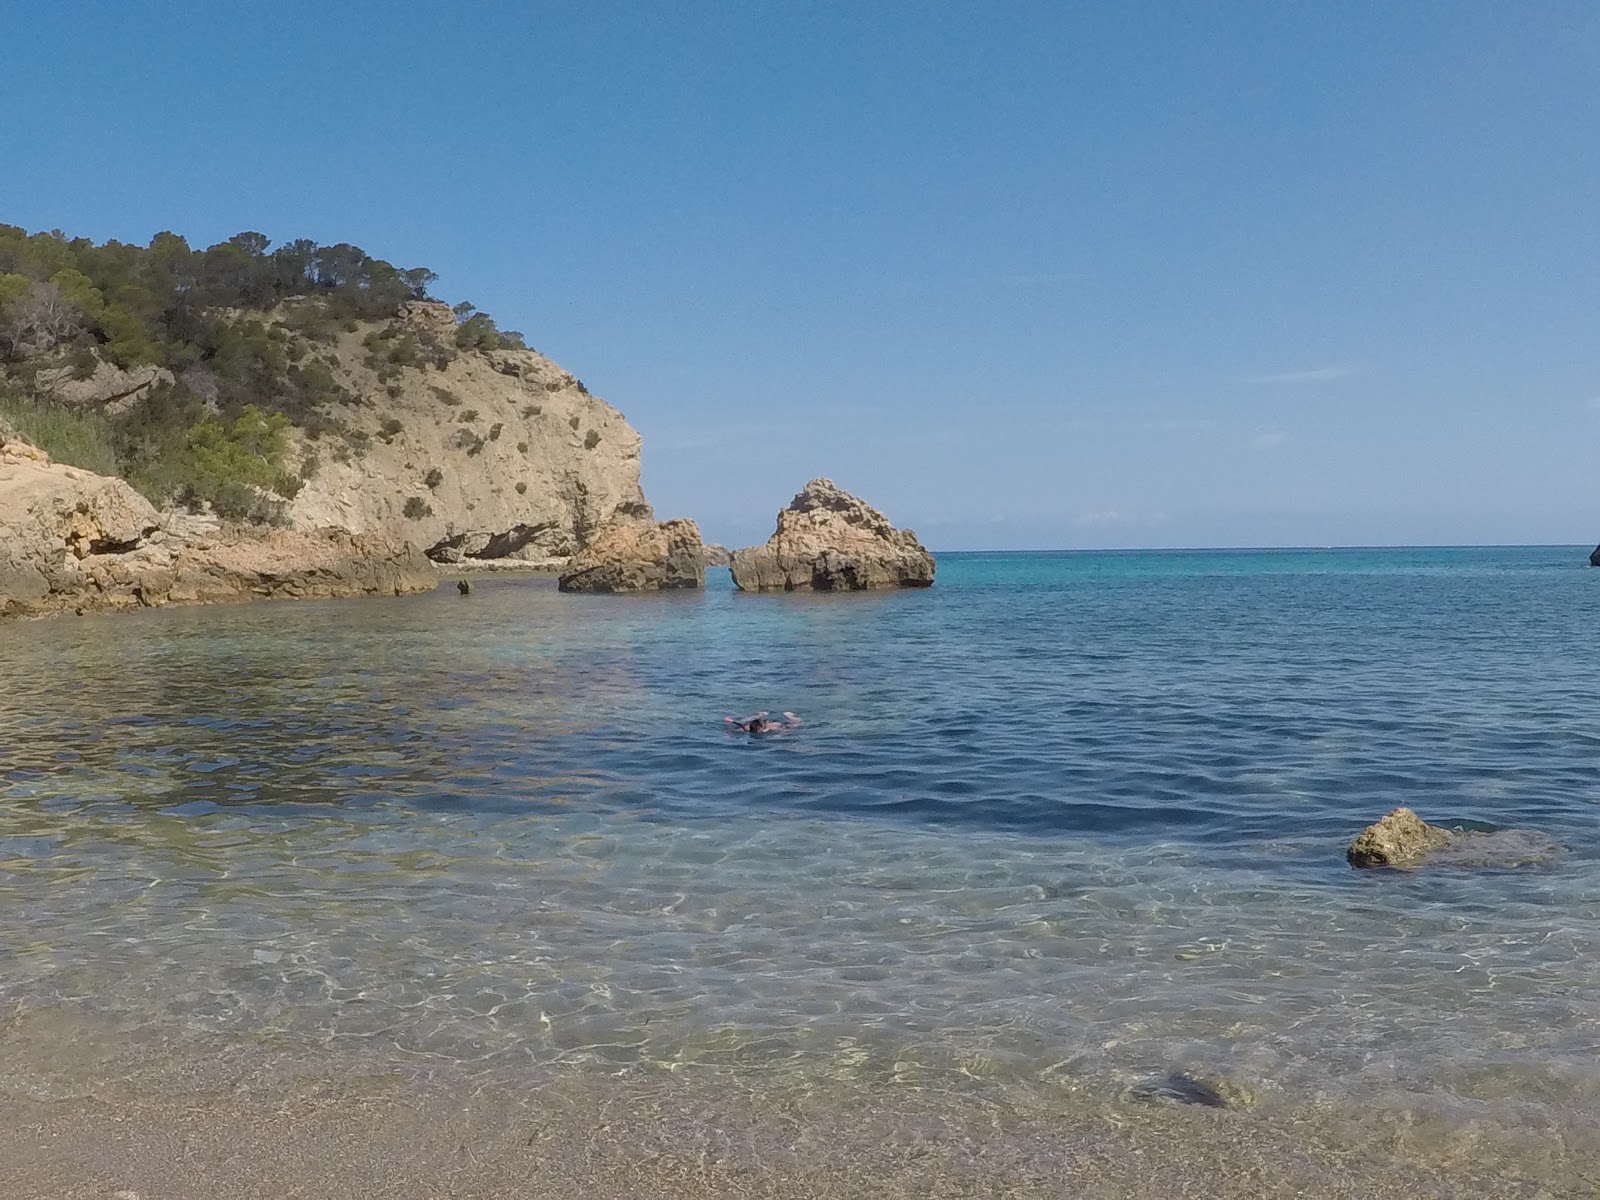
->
[0, 1007, 1568, 1199]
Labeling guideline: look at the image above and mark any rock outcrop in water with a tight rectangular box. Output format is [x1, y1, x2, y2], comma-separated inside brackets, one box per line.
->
[557, 517, 705, 593]
[1347, 807, 1457, 867]
[728, 479, 935, 592]
[0, 431, 436, 616]
[1347, 807, 1562, 869]
[1589, 544, 1599, 567]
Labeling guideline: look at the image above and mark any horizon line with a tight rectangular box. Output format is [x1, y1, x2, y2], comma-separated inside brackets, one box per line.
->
[926, 542, 1592, 555]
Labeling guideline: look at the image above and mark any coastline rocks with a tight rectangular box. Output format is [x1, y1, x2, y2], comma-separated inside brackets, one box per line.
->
[557, 518, 705, 593]
[1347, 807, 1562, 869]
[728, 479, 935, 592]
[1590, 545, 1599, 567]
[1, 431, 162, 612]
[702, 542, 731, 568]
[162, 527, 437, 606]
[1, 432, 436, 617]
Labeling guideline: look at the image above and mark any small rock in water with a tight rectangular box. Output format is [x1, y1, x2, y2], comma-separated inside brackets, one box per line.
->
[1129, 1070, 1250, 1109]
[1347, 806, 1456, 868]
[457, 578, 472, 595]
[1348, 807, 1562, 870]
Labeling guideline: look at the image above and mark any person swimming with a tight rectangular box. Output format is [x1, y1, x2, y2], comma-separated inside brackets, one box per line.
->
[725, 711, 801, 734]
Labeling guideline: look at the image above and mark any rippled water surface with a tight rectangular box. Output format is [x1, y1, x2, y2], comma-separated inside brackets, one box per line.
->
[3, 548, 1600, 1154]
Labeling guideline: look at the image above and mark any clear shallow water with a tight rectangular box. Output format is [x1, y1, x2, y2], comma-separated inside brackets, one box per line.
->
[3, 548, 1600, 1148]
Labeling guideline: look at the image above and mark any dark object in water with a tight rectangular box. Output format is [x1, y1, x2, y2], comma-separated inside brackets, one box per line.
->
[1590, 545, 1600, 567]
[1130, 1071, 1231, 1109]
[457, 579, 472, 595]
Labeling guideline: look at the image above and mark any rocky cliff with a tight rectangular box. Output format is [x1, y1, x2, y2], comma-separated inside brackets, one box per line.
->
[0, 429, 436, 617]
[10, 299, 652, 566]
[278, 301, 651, 562]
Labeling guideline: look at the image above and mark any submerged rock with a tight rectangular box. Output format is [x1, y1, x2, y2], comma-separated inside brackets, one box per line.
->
[557, 518, 705, 593]
[1348, 807, 1562, 869]
[729, 478, 935, 592]
[1129, 1071, 1254, 1110]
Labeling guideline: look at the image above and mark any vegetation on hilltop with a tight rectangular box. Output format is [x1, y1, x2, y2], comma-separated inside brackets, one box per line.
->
[0, 224, 526, 520]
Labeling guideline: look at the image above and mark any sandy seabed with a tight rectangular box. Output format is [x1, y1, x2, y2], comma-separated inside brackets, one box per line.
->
[0, 1007, 1582, 1200]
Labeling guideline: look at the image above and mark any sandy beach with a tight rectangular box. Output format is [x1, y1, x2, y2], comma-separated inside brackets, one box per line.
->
[0, 1006, 1571, 1200]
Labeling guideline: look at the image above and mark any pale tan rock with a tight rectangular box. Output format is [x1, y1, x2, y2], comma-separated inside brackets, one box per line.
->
[280, 303, 652, 562]
[729, 479, 935, 592]
[31, 357, 174, 413]
[1347, 807, 1457, 867]
[702, 543, 731, 568]
[0, 430, 162, 614]
[159, 527, 433, 604]
[0, 431, 435, 617]
[558, 518, 705, 593]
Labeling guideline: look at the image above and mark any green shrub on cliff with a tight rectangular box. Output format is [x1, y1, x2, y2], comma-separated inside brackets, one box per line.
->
[0, 388, 120, 476]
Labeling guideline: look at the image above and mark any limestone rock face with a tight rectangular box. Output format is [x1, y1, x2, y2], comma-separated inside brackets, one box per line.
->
[0, 431, 435, 617]
[729, 479, 935, 592]
[281, 301, 652, 563]
[1, 430, 162, 611]
[558, 518, 705, 593]
[1347, 808, 1457, 868]
[31, 357, 175, 414]
[163, 528, 438, 606]
[702, 543, 731, 568]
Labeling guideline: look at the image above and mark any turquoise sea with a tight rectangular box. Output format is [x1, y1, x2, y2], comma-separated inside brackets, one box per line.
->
[3, 546, 1599, 1181]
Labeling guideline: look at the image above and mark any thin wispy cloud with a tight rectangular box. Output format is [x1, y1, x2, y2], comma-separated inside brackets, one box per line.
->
[1243, 364, 1364, 386]
[1072, 510, 1170, 528]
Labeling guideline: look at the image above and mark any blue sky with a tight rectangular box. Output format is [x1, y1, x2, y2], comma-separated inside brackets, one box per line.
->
[4, 2, 1597, 549]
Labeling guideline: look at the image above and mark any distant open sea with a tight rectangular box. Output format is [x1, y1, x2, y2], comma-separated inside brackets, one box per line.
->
[3, 546, 1599, 1184]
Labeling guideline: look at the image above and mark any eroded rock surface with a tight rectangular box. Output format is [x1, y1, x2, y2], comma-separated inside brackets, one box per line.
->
[1347, 808, 1456, 867]
[281, 301, 652, 563]
[729, 479, 934, 592]
[0, 432, 436, 617]
[1347, 807, 1561, 869]
[557, 518, 705, 593]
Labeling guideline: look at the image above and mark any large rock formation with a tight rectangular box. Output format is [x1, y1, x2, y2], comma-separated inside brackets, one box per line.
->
[1589, 545, 1599, 567]
[557, 518, 705, 593]
[729, 479, 935, 592]
[13, 301, 652, 568]
[281, 301, 651, 563]
[0, 432, 436, 617]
